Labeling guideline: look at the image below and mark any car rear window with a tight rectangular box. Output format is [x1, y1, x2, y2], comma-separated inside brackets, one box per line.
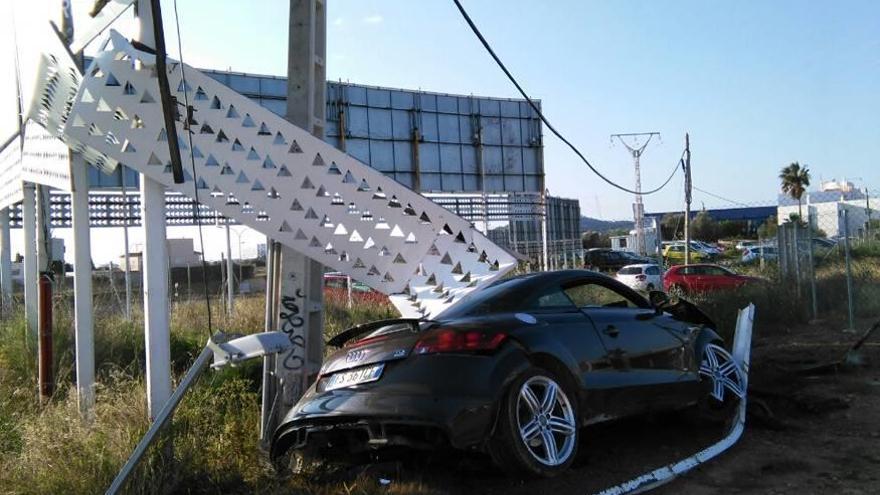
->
[618, 266, 642, 275]
[645, 266, 660, 275]
[439, 275, 532, 317]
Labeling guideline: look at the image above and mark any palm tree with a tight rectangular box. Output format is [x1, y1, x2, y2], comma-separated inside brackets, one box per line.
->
[779, 162, 811, 220]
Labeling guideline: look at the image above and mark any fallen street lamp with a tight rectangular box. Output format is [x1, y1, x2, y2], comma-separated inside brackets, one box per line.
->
[105, 331, 293, 495]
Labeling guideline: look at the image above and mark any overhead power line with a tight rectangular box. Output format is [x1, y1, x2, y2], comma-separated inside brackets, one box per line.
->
[452, 0, 680, 196]
[693, 186, 750, 208]
[173, 0, 215, 336]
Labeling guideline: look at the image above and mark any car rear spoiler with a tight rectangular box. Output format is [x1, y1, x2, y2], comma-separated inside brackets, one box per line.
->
[325, 318, 425, 348]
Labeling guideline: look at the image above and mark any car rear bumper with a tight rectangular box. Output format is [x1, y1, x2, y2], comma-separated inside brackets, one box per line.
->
[271, 346, 530, 460]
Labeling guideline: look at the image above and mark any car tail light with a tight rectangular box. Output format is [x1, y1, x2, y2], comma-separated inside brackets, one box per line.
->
[413, 329, 507, 355]
[636, 274, 647, 281]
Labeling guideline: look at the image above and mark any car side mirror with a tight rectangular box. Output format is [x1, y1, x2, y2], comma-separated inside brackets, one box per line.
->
[648, 290, 669, 314]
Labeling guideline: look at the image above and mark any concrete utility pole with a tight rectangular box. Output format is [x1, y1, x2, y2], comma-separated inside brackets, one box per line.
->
[611, 132, 660, 256]
[261, 0, 327, 446]
[684, 134, 692, 265]
[136, 0, 172, 420]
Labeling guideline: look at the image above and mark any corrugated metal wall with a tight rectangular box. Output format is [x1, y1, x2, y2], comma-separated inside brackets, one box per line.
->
[323, 83, 543, 192]
[91, 72, 545, 194]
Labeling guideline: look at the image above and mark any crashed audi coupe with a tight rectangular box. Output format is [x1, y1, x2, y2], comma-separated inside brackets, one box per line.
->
[271, 270, 744, 477]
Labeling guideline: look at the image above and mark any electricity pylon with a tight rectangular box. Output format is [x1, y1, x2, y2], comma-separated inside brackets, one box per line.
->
[611, 132, 660, 255]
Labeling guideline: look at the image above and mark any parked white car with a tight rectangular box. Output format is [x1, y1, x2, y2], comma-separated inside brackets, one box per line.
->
[616, 264, 663, 291]
[742, 246, 778, 263]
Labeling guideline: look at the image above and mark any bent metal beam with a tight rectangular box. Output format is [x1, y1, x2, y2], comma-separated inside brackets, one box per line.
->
[61, 30, 516, 319]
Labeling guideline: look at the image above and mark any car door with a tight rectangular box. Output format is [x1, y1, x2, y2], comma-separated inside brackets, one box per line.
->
[563, 280, 692, 417]
[702, 266, 735, 290]
[684, 265, 710, 292]
[667, 244, 684, 262]
[515, 284, 618, 423]
[602, 251, 621, 272]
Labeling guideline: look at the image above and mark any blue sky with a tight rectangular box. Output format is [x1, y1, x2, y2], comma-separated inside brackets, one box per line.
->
[156, 0, 880, 219]
[4, 0, 879, 221]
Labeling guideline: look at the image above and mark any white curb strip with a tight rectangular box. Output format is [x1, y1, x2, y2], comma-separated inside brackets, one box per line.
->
[595, 304, 755, 495]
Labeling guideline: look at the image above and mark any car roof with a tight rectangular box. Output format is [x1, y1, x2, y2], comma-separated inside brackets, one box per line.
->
[441, 269, 650, 319]
[668, 263, 725, 270]
[619, 263, 657, 269]
[492, 269, 610, 286]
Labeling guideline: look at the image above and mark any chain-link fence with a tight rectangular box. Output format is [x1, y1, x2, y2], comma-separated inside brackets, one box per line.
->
[777, 201, 880, 329]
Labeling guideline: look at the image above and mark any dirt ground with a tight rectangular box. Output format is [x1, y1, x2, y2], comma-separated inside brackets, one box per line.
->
[308, 319, 880, 495]
[653, 321, 880, 495]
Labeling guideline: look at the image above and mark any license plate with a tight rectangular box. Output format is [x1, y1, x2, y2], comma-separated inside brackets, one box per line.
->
[325, 363, 385, 391]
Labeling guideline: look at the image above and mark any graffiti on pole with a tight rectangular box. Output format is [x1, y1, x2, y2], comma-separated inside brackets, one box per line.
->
[279, 287, 307, 372]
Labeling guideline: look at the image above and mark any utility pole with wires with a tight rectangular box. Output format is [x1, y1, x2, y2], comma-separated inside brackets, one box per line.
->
[610, 132, 660, 255]
[684, 134, 692, 265]
[260, 0, 327, 449]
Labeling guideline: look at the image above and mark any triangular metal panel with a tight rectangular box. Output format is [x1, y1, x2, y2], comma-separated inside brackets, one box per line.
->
[62, 31, 515, 317]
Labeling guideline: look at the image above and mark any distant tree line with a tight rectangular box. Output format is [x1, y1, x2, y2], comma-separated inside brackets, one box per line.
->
[659, 211, 758, 241]
[652, 211, 793, 242]
[582, 211, 793, 247]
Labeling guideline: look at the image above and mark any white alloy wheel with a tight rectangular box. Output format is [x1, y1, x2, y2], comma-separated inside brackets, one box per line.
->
[699, 343, 746, 402]
[516, 376, 577, 466]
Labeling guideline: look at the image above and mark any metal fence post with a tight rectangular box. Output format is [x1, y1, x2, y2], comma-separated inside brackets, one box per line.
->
[842, 208, 855, 331]
[758, 238, 765, 270]
[792, 222, 802, 301]
[777, 225, 786, 279]
[807, 210, 817, 321]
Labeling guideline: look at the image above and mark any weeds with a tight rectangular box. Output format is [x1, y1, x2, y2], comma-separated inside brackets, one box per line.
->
[0, 265, 875, 493]
[0, 291, 399, 494]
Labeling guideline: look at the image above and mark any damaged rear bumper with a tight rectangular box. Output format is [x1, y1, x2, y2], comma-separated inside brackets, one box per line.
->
[271, 348, 531, 461]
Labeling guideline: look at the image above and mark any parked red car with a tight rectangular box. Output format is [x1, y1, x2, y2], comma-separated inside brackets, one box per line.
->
[663, 264, 762, 294]
[323, 273, 388, 305]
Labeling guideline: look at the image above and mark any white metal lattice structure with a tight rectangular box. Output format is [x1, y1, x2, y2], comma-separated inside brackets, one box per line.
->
[0, 138, 23, 211]
[62, 31, 515, 317]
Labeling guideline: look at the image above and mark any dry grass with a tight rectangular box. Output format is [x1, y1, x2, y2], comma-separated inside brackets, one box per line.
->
[2, 263, 876, 494]
[0, 291, 401, 495]
[690, 252, 880, 341]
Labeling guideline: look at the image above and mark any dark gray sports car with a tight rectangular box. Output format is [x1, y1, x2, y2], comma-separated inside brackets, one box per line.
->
[271, 270, 744, 477]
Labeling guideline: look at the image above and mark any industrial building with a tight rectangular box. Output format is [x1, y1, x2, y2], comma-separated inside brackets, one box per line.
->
[777, 181, 875, 239]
